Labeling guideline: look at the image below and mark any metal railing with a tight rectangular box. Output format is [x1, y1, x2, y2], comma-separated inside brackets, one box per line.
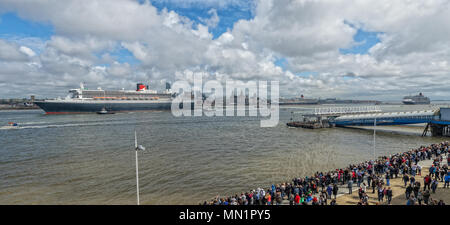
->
[302, 106, 382, 116]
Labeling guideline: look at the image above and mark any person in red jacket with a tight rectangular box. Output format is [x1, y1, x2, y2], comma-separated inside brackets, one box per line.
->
[424, 175, 431, 191]
[265, 193, 271, 205]
[294, 194, 300, 205]
[312, 196, 318, 205]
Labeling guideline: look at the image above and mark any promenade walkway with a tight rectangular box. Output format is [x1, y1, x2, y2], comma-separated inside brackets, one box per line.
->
[278, 155, 448, 205]
[335, 156, 448, 205]
[206, 142, 449, 205]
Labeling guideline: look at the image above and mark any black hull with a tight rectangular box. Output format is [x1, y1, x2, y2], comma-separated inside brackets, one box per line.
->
[35, 101, 173, 114]
[402, 102, 430, 105]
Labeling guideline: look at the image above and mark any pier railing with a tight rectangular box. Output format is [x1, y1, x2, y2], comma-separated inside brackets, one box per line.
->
[298, 106, 382, 117]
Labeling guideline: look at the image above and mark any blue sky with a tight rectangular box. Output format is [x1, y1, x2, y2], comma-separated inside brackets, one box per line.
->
[0, 1, 255, 65]
[149, 0, 254, 39]
[340, 29, 381, 55]
[0, 12, 53, 40]
[0, 2, 380, 67]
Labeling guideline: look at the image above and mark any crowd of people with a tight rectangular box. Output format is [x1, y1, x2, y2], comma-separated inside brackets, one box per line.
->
[204, 141, 450, 205]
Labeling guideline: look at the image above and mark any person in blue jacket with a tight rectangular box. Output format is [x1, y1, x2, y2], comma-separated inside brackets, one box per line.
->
[444, 172, 450, 188]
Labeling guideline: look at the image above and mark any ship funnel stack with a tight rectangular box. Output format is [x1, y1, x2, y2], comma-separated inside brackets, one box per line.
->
[136, 83, 147, 91]
[165, 82, 172, 94]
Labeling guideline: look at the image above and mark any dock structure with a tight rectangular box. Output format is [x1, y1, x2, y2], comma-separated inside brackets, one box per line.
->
[425, 107, 450, 137]
[287, 106, 381, 129]
[305, 106, 382, 117]
[286, 120, 334, 129]
[288, 106, 450, 137]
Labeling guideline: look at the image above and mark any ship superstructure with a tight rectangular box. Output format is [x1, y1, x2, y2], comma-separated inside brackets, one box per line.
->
[35, 83, 173, 114]
[402, 93, 430, 105]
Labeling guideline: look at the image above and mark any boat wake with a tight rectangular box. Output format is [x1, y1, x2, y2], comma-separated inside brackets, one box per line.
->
[0, 120, 134, 130]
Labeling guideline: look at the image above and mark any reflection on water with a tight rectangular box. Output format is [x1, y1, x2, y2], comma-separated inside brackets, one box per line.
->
[0, 104, 448, 204]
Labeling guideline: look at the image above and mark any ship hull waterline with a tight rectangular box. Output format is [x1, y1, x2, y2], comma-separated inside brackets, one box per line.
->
[402, 101, 430, 105]
[34, 101, 194, 114]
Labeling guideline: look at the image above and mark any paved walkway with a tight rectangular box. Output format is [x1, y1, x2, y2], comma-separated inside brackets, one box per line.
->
[389, 157, 449, 205]
[389, 186, 450, 205]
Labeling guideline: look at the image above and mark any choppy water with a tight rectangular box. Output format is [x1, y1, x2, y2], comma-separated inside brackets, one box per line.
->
[0, 104, 449, 204]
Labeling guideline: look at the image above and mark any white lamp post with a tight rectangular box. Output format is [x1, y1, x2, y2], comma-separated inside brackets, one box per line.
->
[134, 130, 145, 205]
[373, 118, 376, 160]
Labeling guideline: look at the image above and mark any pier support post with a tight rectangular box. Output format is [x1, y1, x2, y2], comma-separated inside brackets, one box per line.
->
[430, 123, 444, 137]
[444, 125, 450, 137]
[422, 123, 430, 137]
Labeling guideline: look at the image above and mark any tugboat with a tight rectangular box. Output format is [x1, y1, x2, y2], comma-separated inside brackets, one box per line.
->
[96, 107, 115, 114]
[1, 122, 19, 129]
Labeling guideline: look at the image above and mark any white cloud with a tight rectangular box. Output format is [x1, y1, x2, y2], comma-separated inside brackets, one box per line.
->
[107, 62, 132, 77]
[0, 39, 29, 61]
[48, 36, 115, 59]
[226, 0, 450, 99]
[199, 8, 220, 28]
[19, 46, 36, 57]
[0, 0, 449, 100]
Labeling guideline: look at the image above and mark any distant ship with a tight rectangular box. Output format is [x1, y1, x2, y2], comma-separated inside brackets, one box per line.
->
[279, 95, 319, 105]
[402, 93, 430, 105]
[35, 83, 173, 114]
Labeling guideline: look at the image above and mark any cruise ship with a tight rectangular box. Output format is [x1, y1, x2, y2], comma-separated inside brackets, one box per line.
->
[402, 93, 431, 105]
[34, 83, 173, 114]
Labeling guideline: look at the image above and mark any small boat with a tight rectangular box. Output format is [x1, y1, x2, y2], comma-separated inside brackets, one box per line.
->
[96, 107, 115, 114]
[1, 122, 19, 129]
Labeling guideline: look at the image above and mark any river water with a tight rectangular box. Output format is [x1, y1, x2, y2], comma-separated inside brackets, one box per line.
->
[0, 103, 449, 204]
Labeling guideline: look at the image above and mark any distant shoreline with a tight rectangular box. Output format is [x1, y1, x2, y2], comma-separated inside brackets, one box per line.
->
[0, 106, 40, 111]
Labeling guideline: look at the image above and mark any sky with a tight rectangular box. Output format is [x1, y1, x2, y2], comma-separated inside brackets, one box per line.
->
[0, 0, 450, 100]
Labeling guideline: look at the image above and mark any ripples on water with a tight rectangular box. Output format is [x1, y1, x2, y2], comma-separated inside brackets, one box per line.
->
[0, 104, 448, 204]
